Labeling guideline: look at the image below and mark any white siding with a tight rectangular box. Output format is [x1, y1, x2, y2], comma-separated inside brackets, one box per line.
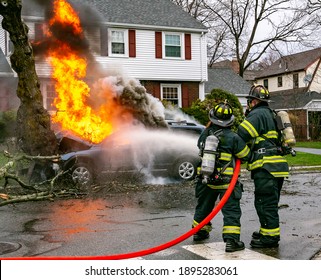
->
[256, 60, 321, 93]
[309, 63, 321, 93]
[257, 71, 307, 92]
[97, 30, 207, 82]
[33, 27, 207, 83]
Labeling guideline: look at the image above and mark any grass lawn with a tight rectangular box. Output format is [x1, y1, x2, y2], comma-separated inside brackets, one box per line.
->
[285, 151, 321, 166]
[296, 141, 321, 149]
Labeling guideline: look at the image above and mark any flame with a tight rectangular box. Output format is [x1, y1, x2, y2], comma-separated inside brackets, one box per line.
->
[49, 0, 114, 143]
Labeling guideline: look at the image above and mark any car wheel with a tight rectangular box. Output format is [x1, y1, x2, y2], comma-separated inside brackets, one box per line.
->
[70, 163, 94, 187]
[173, 158, 197, 180]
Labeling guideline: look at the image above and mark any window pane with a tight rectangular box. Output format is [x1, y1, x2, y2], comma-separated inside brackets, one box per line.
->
[293, 73, 299, 88]
[46, 84, 56, 111]
[165, 34, 180, 46]
[165, 34, 181, 57]
[111, 31, 124, 43]
[111, 30, 125, 54]
[112, 42, 125, 54]
[278, 76, 282, 87]
[263, 79, 269, 89]
[163, 87, 178, 105]
[165, 46, 181, 57]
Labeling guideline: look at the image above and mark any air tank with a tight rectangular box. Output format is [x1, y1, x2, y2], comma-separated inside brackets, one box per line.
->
[276, 111, 296, 147]
[200, 135, 219, 184]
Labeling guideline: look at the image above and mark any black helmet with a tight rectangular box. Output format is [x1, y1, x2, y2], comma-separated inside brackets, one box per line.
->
[247, 85, 270, 101]
[209, 102, 235, 127]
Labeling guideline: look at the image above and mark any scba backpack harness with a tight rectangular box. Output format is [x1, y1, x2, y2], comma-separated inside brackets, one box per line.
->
[255, 109, 297, 157]
[199, 129, 232, 185]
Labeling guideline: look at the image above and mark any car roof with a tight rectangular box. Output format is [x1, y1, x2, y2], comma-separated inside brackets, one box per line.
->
[166, 120, 205, 136]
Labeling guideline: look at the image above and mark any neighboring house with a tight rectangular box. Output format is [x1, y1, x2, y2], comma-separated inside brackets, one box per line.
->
[206, 67, 252, 111]
[0, 0, 208, 112]
[0, 48, 18, 111]
[255, 47, 321, 140]
[211, 58, 260, 84]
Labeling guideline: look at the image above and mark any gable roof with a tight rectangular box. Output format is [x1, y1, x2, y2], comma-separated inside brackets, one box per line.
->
[256, 47, 321, 79]
[22, 0, 207, 32]
[211, 59, 260, 82]
[269, 88, 321, 110]
[205, 68, 251, 97]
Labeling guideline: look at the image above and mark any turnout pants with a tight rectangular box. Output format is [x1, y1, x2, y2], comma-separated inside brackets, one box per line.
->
[193, 179, 243, 242]
[252, 169, 284, 243]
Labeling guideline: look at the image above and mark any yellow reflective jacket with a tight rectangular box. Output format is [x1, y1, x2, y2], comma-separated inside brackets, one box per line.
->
[237, 103, 289, 177]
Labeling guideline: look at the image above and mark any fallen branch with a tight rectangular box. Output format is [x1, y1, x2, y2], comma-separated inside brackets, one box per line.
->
[0, 190, 87, 207]
[0, 150, 88, 207]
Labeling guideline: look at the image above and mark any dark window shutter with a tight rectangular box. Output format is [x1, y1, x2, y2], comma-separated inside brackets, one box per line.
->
[100, 26, 108, 56]
[155, 31, 162, 59]
[185, 33, 191, 60]
[182, 83, 189, 107]
[154, 83, 161, 99]
[129, 29, 136, 57]
[35, 23, 44, 41]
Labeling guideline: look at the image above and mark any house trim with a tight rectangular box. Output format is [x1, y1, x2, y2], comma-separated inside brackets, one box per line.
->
[21, 16, 208, 33]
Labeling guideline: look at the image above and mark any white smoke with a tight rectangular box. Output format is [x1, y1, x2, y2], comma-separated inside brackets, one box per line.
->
[91, 75, 167, 129]
[104, 124, 199, 184]
[164, 104, 201, 124]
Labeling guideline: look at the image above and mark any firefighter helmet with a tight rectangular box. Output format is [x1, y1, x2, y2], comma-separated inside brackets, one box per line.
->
[247, 85, 270, 101]
[209, 102, 235, 127]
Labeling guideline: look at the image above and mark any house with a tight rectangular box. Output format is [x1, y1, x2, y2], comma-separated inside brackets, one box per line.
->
[0, 0, 208, 112]
[255, 47, 321, 140]
[0, 49, 18, 111]
[210, 58, 260, 84]
[206, 67, 252, 111]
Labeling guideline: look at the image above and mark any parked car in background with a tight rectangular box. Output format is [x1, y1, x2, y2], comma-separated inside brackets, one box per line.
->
[56, 124, 203, 187]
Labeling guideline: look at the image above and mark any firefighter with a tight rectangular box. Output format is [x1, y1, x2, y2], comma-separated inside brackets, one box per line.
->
[237, 85, 289, 248]
[192, 101, 251, 253]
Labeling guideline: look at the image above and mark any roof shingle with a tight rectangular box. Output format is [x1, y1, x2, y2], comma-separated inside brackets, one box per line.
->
[205, 68, 251, 97]
[256, 47, 321, 79]
[22, 0, 207, 31]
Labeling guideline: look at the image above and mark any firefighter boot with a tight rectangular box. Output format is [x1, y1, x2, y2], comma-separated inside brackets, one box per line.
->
[250, 239, 279, 248]
[193, 230, 209, 241]
[225, 239, 245, 252]
[252, 231, 261, 239]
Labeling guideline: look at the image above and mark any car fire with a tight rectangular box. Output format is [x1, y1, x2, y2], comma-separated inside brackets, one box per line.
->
[28, 0, 203, 186]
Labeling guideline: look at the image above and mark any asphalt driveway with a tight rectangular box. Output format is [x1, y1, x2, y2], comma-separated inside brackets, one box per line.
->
[0, 170, 320, 260]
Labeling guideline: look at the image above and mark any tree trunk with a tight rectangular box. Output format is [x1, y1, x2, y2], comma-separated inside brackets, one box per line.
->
[0, 0, 57, 155]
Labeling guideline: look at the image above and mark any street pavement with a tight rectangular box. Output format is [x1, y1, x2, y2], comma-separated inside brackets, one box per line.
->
[0, 170, 321, 260]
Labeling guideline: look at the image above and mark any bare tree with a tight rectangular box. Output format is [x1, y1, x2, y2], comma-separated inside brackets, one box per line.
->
[307, 0, 321, 15]
[171, 0, 209, 23]
[0, 0, 58, 156]
[173, 0, 315, 76]
[172, 0, 233, 65]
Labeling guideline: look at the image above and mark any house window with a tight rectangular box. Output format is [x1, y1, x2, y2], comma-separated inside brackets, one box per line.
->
[263, 79, 269, 89]
[3, 32, 13, 56]
[161, 84, 182, 107]
[293, 73, 299, 88]
[45, 83, 56, 112]
[164, 33, 182, 58]
[109, 29, 128, 56]
[277, 76, 283, 87]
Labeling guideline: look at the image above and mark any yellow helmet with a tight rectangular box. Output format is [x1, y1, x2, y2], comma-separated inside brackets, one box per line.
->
[247, 85, 270, 101]
[209, 101, 234, 127]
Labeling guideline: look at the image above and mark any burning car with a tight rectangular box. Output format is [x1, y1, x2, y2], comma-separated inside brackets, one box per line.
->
[56, 124, 203, 187]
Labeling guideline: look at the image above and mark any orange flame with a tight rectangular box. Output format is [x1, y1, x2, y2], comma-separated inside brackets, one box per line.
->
[49, 0, 114, 143]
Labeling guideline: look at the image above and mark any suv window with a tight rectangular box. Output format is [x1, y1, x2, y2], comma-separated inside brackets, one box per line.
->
[166, 120, 205, 136]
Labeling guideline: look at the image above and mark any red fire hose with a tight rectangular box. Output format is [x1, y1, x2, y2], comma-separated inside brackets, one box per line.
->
[5, 159, 241, 260]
